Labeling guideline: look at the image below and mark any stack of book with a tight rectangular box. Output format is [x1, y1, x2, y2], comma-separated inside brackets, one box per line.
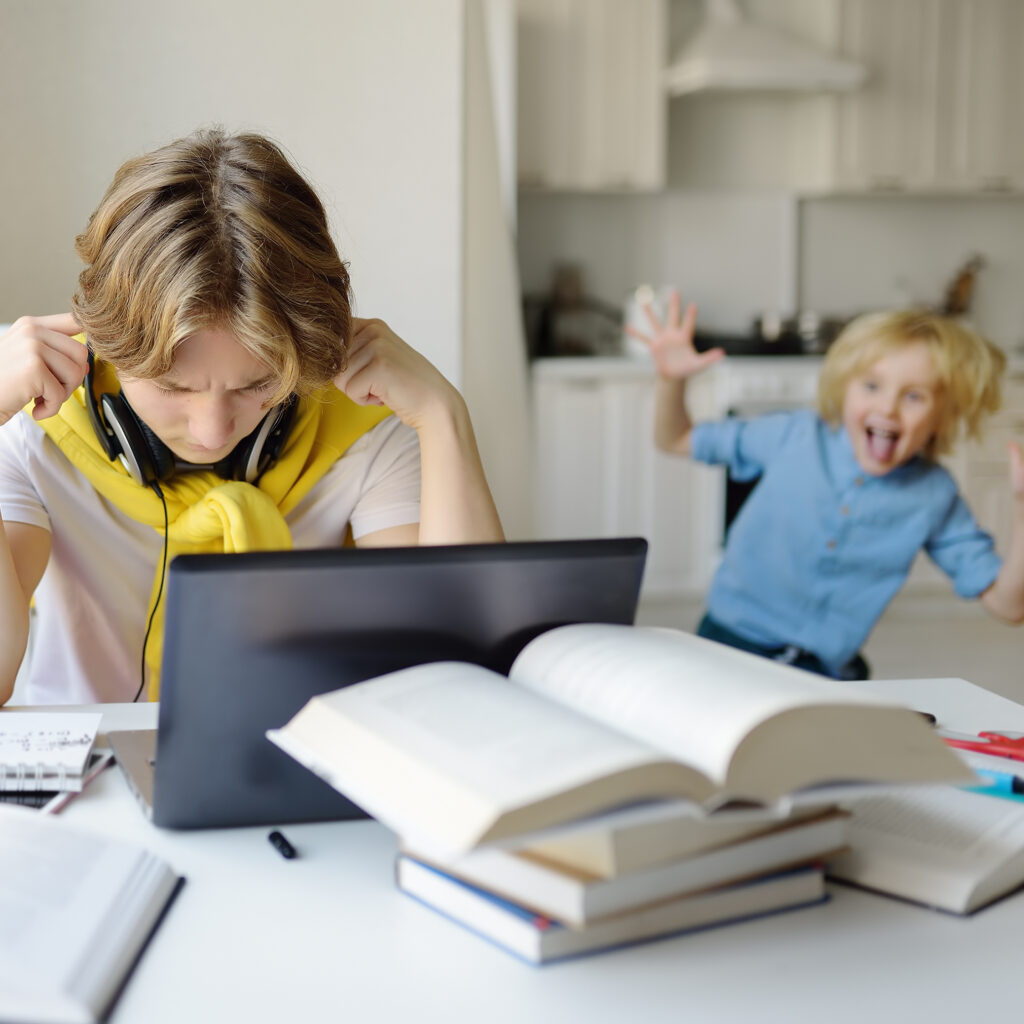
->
[267, 622, 974, 961]
[397, 803, 845, 963]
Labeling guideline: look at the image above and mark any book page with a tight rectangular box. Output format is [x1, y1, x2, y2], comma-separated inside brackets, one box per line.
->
[269, 661, 712, 855]
[841, 787, 1024, 855]
[0, 808, 142, 989]
[828, 787, 1024, 912]
[510, 624, 894, 785]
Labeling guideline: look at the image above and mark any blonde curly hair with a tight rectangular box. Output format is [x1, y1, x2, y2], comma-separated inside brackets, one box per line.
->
[73, 127, 350, 406]
[818, 310, 1005, 459]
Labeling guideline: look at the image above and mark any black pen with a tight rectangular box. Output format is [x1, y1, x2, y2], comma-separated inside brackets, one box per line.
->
[268, 829, 298, 860]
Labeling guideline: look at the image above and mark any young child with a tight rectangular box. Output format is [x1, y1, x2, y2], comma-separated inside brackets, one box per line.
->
[0, 128, 504, 705]
[628, 293, 1024, 679]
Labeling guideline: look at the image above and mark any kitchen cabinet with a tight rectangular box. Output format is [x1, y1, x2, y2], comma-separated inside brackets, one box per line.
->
[667, 0, 1024, 194]
[532, 358, 720, 597]
[827, 0, 1024, 193]
[828, 0, 942, 191]
[935, 0, 1024, 192]
[516, 0, 667, 191]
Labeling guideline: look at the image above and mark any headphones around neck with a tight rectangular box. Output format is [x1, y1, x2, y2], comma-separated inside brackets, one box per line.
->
[83, 348, 297, 486]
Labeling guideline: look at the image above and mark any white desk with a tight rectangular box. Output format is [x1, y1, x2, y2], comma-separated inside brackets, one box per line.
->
[13, 679, 1024, 1024]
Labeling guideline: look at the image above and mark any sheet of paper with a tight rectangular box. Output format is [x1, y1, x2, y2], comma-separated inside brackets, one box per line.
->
[0, 714, 102, 784]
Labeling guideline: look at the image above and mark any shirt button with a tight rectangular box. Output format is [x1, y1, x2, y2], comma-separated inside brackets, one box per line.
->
[826, 539, 837, 550]
[840, 505, 850, 516]
[854, 476, 864, 486]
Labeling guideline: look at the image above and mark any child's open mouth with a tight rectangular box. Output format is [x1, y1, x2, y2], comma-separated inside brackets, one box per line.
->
[866, 426, 899, 463]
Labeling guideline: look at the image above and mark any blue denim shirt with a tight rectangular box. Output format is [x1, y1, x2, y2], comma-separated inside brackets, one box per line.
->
[691, 410, 1001, 673]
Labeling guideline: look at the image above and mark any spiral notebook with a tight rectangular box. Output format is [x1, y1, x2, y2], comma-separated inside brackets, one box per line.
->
[0, 712, 102, 792]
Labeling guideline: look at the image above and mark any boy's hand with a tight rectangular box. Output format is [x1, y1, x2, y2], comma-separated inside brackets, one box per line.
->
[333, 317, 459, 433]
[0, 315, 88, 426]
[625, 290, 724, 381]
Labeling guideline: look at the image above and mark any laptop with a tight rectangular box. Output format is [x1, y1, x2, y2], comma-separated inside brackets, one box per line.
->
[107, 537, 647, 829]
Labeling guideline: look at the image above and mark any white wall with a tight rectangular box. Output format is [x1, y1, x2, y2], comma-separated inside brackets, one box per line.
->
[799, 196, 1024, 353]
[517, 190, 798, 333]
[462, 0, 533, 537]
[0, 0, 464, 382]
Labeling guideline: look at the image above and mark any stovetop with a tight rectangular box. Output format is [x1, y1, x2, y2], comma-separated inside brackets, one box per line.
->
[694, 329, 822, 358]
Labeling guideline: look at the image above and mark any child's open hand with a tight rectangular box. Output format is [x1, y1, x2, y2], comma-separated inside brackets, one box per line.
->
[625, 290, 724, 381]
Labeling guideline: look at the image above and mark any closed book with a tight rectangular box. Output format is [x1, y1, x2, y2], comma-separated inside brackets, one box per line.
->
[828, 783, 1024, 914]
[522, 801, 832, 879]
[0, 806, 183, 1024]
[408, 807, 846, 927]
[397, 855, 827, 965]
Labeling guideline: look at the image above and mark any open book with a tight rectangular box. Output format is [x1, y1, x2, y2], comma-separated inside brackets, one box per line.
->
[827, 783, 1024, 914]
[0, 806, 183, 1024]
[267, 623, 971, 857]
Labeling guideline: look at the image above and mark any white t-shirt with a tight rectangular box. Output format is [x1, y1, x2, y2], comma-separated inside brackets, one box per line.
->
[0, 413, 421, 704]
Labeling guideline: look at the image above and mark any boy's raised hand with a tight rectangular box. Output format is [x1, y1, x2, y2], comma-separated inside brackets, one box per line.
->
[625, 290, 724, 380]
[0, 315, 88, 426]
[333, 317, 460, 433]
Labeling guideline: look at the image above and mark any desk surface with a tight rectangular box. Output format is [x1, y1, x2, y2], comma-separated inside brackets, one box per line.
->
[10, 678, 1024, 1024]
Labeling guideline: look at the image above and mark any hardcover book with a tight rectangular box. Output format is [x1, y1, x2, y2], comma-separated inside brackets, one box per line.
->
[409, 808, 847, 927]
[397, 856, 827, 964]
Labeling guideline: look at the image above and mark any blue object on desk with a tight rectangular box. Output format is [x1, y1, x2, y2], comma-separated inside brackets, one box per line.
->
[963, 768, 1024, 802]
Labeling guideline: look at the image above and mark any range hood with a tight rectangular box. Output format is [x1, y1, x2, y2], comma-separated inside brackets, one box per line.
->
[664, 0, 867, 96]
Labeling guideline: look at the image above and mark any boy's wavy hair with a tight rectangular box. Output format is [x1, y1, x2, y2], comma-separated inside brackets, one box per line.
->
[818, 309, 1006, 459]
[72, 127, 350, 406]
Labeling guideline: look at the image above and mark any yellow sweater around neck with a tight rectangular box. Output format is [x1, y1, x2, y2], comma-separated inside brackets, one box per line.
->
[36, 351, 391, 699]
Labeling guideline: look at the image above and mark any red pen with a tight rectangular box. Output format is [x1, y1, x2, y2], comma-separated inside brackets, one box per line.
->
[940, 731, 1024, 764]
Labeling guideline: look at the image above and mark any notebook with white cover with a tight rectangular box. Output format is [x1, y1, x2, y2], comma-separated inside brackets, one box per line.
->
[0, 712, 101, 792]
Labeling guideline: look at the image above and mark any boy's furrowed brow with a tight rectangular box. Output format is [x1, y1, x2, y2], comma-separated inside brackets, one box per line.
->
[153, 373, 277, 391]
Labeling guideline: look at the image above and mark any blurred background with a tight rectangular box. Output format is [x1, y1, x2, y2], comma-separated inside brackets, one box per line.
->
[2, 0, 1022, 689]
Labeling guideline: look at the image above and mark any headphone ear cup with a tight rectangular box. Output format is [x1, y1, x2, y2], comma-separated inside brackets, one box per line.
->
[99, 393, 176, 485]
[131, 414, 177, 483]
[219, 396, 297, 482]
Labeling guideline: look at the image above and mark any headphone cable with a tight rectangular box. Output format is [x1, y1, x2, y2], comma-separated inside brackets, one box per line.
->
[135, 480, 169, 703]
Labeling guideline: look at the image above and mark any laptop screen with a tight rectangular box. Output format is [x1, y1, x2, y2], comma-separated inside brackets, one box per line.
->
[151, 537, 648, 828]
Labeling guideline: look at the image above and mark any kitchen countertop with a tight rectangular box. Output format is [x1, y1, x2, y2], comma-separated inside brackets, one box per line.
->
[531, 354, 824, 380]
[534, 350, 1024, 380]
